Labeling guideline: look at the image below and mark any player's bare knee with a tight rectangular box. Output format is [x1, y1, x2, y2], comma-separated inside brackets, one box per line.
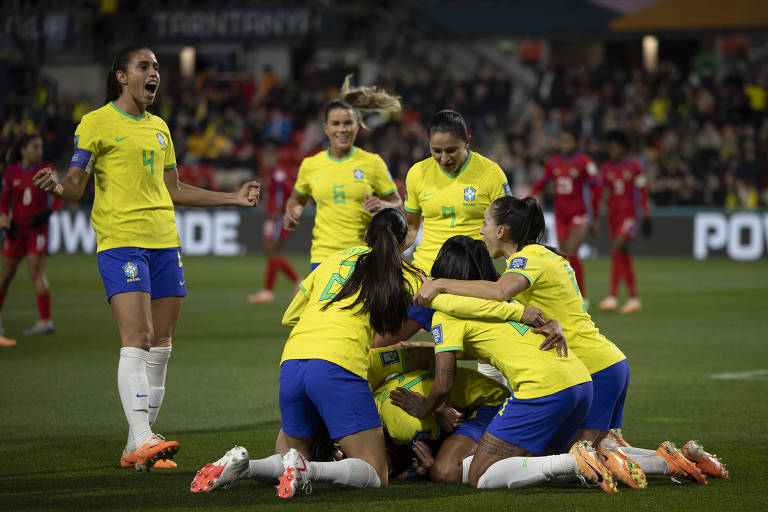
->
[430, 461, 460, 483]
[152, 335, 172, 348]
[123, 330, 152, 350]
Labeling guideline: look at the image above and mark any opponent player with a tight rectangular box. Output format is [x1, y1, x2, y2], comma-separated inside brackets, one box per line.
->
[0, 133, 62, 338]
[390, 236, 617, 492]
[596, 131, 651, 314]
[530, 129, 599, 306]
[33, 46, 260, 471]
[283, 75, 402, 272]
[248, 145, 300, 303]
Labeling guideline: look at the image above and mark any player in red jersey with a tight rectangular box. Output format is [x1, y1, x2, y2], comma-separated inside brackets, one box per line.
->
[531, 129, 599, 306]
[248, 145, 300, 303]
[0, 133, 62, 338]
[596, 131, 651, 314]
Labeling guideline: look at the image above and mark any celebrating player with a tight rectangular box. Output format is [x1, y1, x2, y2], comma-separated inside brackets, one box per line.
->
[596, 131, 651, 314]
[33, 46, 261, 471]
[0, 133, 62, 340]
[530, 129, 599, 306]
[248, 145, 301, 303]
[283, 75, 402, 272]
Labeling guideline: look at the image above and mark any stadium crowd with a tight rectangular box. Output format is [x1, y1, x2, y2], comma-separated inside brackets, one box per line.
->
[2, 55, 767, 208]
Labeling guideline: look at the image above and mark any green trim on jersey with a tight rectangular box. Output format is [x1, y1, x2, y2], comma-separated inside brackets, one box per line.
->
[380, 187, 396, 196]
[504, 269, 533, 286]
[109, 102, 147, 121]
[404, 205, 421, 213]
[299, 283, 307, 293]
[439, 151, 473, 179]
[294, 186, 309, 196]
[164, 163, 176, 169]
[435, 346, 463, 354]
[326, 147, 356, 163]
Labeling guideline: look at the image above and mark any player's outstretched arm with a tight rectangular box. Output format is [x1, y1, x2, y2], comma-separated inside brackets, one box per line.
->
[163, 166, 260, 207]
[33, 166, 89, 201]
[282, 190, 309, 230]
[362, 191, 403, 214]
[414, 271, 529, 307]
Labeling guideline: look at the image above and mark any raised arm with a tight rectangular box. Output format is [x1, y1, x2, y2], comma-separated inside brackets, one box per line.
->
[414, 271, 530, 306]
[163, 166, 259, 207]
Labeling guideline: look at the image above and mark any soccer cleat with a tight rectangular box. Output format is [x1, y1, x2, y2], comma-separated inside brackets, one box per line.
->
[277, 448, 311, 498]
[599, 295, 618, 311]
[132, 434, 180, 472]
[655, 441, 707, 484]
[607, 428, 632, 448]
[120, 449, 136, 467]
[153, 459, 178, 469]
[190, 445, 250, 492]
[0, 335, 17, 347]
[597, 438, 647, 489]
[570, 440, 618, 493]
[619, 298, 642, 314]
[682, 440, 728, 479]
[23, 320, 55, 336]
[247, 290, 274, 304]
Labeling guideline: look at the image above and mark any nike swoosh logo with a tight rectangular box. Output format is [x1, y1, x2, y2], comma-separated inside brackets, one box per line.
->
[179, 280, 185, 286]
[116, 136, 129, 142]
[585, 460, 604, 483]
[424, 192, 434, 198]
[136, 393, 148, 398]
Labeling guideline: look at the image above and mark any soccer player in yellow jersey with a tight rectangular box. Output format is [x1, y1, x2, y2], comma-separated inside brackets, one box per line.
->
[33, 46, 261, 472]
[283, 76, 403, 271]
[390, 237, 617, 492]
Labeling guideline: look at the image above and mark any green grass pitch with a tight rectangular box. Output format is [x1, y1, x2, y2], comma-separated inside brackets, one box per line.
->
[1, 254, 766, 511]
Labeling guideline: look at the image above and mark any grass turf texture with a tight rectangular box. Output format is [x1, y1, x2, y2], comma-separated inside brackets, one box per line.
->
[0, 254, 766, 511]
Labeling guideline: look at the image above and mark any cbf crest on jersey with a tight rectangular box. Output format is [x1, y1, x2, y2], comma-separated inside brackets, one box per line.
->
[508, 257, 528, 270]
[431, 324, 443, 345]
[123, 262, 138, 278]
[156, 133, 167, 149]
[353, 168, 364, 180]
[464, 186, 477, 202]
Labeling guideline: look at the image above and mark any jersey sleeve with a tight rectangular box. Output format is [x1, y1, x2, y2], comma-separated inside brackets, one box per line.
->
[503, 252, 544, 287]
[431, 313, 465, 354]
[293, 159, 312, 197]
[430, 293, 524, 322]
[530, 159, 553, 196]
[403, 165, 421, 213]
[0, 169, 11, 215]
[163, 132, 177, 169]
[488, 163, 511, 201]
[72, 116, 100, 174]
[281, 272, 315, 327]
[371, 155, 397, 197]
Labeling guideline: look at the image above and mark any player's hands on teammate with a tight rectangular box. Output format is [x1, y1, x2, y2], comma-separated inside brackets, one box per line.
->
[521, 306, 545, 327]
[532, 319, 568, 357]
[235, 181, 261, 207]
[390, 387, 428, 418]
[32, 167, 63, 196]
[410, 440, 434, 477]
[641, 217, 652, 238]
[283, 204, 303, 231]
[362, 193, 384, 213]
[413, 273, 440, 307]
[435, 404, 464, 432]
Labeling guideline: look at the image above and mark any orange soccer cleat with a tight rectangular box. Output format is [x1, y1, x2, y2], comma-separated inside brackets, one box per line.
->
[597, 438, 647, 489]
[682, 440, 728, 479]
[655, 441, 707, 484]
[153, 459, 178, 469]
[606, 428, 632, 448]
[132, 434, 180, 472]
[619, 298, 642, 314]
[0, 335, 17, 347]
[190, 446, 249, 493]
[599, 296, 618, 311]
[277, 448, 312, 498]
[570, 440, 618, 493]
[247, 290, 275, 304]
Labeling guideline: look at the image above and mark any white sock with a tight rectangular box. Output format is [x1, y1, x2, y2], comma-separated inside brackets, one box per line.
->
[622, 453, 669, 474]
[310, 458, 381, 488]
[147, 346, 172, 425]
[476, 362, 509, 387]
[476, 454, 575, 489]
[118, 347, 153, 447]
[246, 454, 284, 482]
[462, 456, 473, 484]
[620, 446, 656, 457]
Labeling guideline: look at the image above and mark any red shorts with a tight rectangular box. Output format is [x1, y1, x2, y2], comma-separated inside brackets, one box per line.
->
[609, 216, 637, 240]
[263, 217, 290, 243]
[555, 213, 590, 242]
[2, 227, 48, 258]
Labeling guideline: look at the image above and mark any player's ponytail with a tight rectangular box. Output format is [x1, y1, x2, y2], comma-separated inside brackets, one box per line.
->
[105, 45, 149, 104]
[5, 133, 40, 166]
[323, 208, 419, 335]
[490, 196, 567, 257]
[431, 235, 499, 282]
[428, 110, 468, 141]
[322, 74, 402, 130]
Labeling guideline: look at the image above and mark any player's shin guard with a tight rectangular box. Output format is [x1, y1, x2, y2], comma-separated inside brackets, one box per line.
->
[147, 346, 172, 425]
[476, 454, 574, 489]
[117, 347, 153, 447]
[311, 458, 381, 488]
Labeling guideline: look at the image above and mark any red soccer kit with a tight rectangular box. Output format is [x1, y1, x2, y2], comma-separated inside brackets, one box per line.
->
[599, 158, 650, 239]
[263, 166, 294, 242]
[1, 162, 62, 258]
[531, 152, 600, 241]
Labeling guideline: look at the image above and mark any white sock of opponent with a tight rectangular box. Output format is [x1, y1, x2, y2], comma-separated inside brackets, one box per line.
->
[310, 458, 381, 488]
[476, 454, 575, 489]
[117, 347, 153, 447]
[147, 346, 172, 425]
[246, 454, 284, 482]
[476, 362, 509, 388]
[619, 447, 669, 474]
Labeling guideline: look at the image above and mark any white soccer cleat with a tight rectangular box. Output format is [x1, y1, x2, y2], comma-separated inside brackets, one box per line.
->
[190, 445, 250, 493]
[599, 295, 618, 311]
[23, 320, 55, 336]
[247, 290, 275, 303]
[620, 298, 642, 314]
[277, 448, 311, 498]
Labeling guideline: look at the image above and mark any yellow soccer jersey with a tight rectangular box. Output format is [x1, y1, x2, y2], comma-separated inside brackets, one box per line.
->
[281, 246, 419, 379]
[74, 102, 179, 252]
[373, 367, 509, 445]
[294, 147, 397, 263]
[432, 311, 591, 399]
[368, 346, 409, 391]
[404, 152, 509, 273]
[504, 244, 626, 374]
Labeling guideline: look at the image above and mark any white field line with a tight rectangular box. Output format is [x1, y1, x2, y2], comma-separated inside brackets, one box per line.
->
[710, 369, 768, 381]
